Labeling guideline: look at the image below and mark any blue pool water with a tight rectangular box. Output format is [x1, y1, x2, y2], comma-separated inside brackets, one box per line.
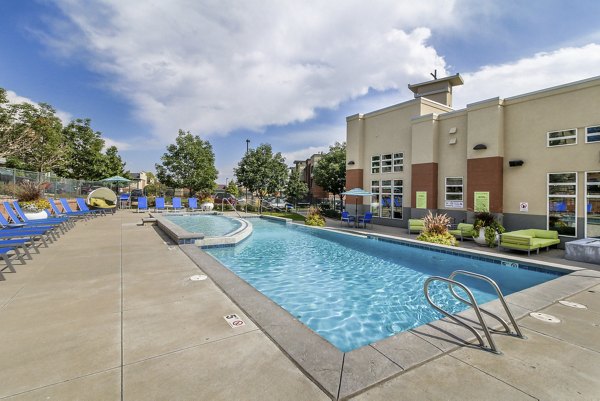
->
[165, 214, 241, 237]
[204, 218, 562, 352]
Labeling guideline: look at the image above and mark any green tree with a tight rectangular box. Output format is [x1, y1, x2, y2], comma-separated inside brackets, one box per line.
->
[313, 142, 346, 208]
[0, 89, 33, 159]
[103, 146, 128, 177]
[225, 180, 240, 197]
[234, 143, 288, 212]
[17, 102, 66, 174]
[155, 130, 218, 195]
[60, 118, 106, 180]
[285, 169, 308, 208]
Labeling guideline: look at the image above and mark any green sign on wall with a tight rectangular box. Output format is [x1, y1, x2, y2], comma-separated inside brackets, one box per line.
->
[416, 191, 427, 209]
[474, 191, 490, 212]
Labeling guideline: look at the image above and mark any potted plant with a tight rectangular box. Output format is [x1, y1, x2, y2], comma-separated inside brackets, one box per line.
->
[15, 181, 52, 220]
[200, 194, 214, 211]
[473, 210, 505, 247]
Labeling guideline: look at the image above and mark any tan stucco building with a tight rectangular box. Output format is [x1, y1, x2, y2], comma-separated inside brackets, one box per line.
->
[346, 74, 600, 241]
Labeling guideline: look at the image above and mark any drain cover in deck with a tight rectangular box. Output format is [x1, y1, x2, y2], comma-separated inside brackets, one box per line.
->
[529, 312, 561, 323]
[190, 274, 208, 281]
[558, 300, 587, 309]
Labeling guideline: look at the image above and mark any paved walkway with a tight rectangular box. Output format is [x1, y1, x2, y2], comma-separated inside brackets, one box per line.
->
[1, 211, 599, 400]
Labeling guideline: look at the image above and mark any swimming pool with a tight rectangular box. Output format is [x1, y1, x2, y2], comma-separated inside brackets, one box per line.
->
[165, 214, 241, 237]
[204, 218, 563, 352]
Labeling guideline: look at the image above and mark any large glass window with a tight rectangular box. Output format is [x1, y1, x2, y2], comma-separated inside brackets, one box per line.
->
[445, 177, 463, 208]
[393, 179, 403, 219]
[548, 172, 577, 237]
[586, 126, 600, 143]
[381, 154, 393, 173]
[370, 179, 402, 219]
[393, 153, 404, 172]
[370, 180, 380, 217]
[586, 172, 600, 238]
[371, 156, 380, 174]
[547, 129, 577, 147]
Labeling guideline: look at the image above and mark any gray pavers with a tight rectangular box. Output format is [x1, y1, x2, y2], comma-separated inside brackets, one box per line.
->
[2, 210, 600, 400]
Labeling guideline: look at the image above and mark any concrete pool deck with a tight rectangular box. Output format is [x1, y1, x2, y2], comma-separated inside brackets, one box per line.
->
[0, 210, 599, 400]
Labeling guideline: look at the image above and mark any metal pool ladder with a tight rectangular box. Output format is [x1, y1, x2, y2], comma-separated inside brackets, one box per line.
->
[424, 270, 524, 354]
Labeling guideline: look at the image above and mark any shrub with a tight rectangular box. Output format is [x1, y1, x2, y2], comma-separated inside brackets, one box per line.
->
[305, 206, 325, 227]
[16, 181, 47, 202]
[416, 211, 457, 246]
[321, 209, 341, 219]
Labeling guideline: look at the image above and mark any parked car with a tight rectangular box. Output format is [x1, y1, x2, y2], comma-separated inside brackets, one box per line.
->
[263, 198, 293, 210]
[214, 193, 238, 205]
[130, 189, 144, 202]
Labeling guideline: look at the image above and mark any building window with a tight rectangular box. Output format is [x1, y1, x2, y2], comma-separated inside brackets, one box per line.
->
[548, 172, 577, 237]
[586, 171, 600, 238]
[371, 156, 380, 174]
[370, 179, 402, 219]
[393, 153, 404, 172]
[381, 154, 393, 173]
[586, 126, 600, 143]
[445, 177, 464, 208]
[547, 129, 577, 147]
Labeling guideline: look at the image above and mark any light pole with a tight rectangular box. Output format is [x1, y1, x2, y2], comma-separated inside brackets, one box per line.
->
[245, 139, 250, 213]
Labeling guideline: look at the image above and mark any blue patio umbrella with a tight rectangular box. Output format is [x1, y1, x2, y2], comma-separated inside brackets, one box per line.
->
[341, 188, 375, 216]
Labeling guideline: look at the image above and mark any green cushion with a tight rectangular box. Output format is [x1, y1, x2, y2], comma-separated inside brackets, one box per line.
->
[409, 219, 424, 227]
[90, 198, 110, 208]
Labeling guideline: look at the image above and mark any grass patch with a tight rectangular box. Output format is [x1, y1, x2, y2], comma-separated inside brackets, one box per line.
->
[262, 211, 306, 222]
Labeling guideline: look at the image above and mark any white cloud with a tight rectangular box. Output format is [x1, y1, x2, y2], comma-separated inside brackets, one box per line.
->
[5, 90, 73, 124]
[45, 0, 457, 143]
[454, 44, 600, 108]
[103, 136, 132, 151]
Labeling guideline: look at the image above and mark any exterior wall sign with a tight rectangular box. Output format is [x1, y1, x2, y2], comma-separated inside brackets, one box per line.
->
[474, 192, 490, 212]
[416, 191, 427, 209]
[445, 201, 464, 208]
[519, 202, 529, 212]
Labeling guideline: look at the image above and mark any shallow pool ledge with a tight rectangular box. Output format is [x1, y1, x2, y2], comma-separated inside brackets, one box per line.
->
[152, 212, 252, 246]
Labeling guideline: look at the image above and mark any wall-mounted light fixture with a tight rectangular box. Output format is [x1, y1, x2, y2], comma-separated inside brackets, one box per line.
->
[508, 160, 524, 167]
[347, 160, 355, 165]
[473, 144, 487, 150]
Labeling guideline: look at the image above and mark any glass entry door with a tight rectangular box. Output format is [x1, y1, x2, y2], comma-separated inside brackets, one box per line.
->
[586, 172, 600, 238]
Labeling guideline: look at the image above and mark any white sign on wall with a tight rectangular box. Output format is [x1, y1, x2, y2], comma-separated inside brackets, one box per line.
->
[519, 202, 529, 212]
[445, 201, 464, 209]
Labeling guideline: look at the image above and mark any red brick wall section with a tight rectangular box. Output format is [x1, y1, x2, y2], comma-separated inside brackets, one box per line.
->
[411, 163, 438, 209]
[467, 157, 503, 212]
[345, 169, 364, 204]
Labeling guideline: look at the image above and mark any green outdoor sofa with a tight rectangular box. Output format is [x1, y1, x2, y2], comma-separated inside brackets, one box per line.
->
[449, 223, 476, 241]
[408, 219, 425, 234]
[499, 229, 560, 255]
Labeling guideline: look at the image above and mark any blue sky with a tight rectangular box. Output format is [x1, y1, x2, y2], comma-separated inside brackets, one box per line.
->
[2, 0, 600, 183]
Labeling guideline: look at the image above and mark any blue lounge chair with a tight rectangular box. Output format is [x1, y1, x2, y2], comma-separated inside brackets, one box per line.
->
[172, 197, 183, 211]
[155, 197, 165, 212]
[0, 238, 33, 259]
[76, 198, 105, 216]
[0, 223, 52, 247]
[12, 201, 72, 229]
[341, 211, 356, 226]
[137, 197, 148, 213]
[59, 198, 91, 220]
[7, 201, 69, 234]
[188, 197, 198, 211]
[358, 212, 373, 228]
[48, 198, 82, 221]
[0, 208, 60, 241]
[0, 246, 23, 279]
[119, 193, 131, 209]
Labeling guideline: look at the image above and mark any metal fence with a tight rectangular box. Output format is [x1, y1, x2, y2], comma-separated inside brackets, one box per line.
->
[0, 166, 103, 198]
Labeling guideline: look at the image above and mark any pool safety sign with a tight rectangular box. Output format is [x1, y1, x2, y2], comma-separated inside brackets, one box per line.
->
[224, 314, 246, 328]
